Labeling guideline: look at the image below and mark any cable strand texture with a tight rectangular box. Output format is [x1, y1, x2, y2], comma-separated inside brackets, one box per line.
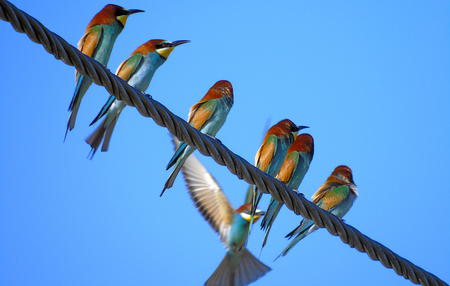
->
[0, 1, 447, 285]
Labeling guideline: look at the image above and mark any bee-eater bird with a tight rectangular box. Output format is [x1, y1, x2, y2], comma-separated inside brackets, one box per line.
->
[177, 139, 271, 286]
[277, 165, 358, 258]
[85, 39, 190, 158]
[161, 80, 234, 196]
[260, 133, 314, 249]
[249, 120, 308, 225]
[65, 4, 144, 139]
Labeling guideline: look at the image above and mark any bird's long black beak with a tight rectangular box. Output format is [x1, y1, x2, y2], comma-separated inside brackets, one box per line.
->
[171, 40, 191, 47]
[126, 9, 145, 15]
[297, 125, 309, 131]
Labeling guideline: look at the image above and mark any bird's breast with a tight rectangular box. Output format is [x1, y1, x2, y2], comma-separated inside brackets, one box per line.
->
[332, 192, 357, 218]
[226, 216, 249, 251]
[199, 99, 231, 136]
[128, 55, 163, 91]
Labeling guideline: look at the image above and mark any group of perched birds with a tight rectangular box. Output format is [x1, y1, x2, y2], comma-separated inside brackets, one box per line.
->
[65, 4, 359, 286]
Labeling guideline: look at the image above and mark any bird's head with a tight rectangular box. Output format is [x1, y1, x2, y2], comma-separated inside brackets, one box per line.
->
[270, 119, 309, 138]
[235, 203, 265, 223]
[201, 80, 234, 103]
[291, 133, 314, 157]
[211, 80, 234, 98]
[89, 4, 144, 28]
[134, 39, 190, 59]
[110, 5, 144, 27]
[332, 165, 354, 184]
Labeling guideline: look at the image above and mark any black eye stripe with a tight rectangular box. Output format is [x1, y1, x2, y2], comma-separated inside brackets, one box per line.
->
[115, 10, 128, 16]
[156, 43, 171, 49]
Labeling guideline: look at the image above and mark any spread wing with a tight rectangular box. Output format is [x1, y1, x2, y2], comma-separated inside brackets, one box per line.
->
[176, 138, 234, 244]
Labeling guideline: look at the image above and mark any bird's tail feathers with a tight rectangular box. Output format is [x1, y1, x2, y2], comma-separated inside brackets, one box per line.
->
[285, 224, 301, 240]
[260, 199, 283, 249]
[85, 114, 120, 159]
[65, 75, 92, 139]
[68, 75, 88, 111]
[205, 249, 271, 286]
[285, 219, 313, 240]
[247, 187, 262, 236]
[260, 198, 278, 230]
[161, 146, 193, 196]
[251, 187, 263, 214]
[243, 185, 255, 205]
[277, 220, 316, 259]
[65, 99, 81, 141]
[166, 142, 188, 170]
[90, 96, 116, 126]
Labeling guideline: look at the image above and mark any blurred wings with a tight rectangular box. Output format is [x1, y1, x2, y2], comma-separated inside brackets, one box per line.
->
[176, 138, 234, 244]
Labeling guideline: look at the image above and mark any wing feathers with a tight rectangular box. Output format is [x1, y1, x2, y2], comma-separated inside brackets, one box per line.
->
[78, 25, 103, 57]
[315, 185, 350, 211]
[116, 53, 144, 81]
[255, 135, 277, 171]
[187, 100, 216, 129]
[177, 139, 234, 243]
[275, 152, 298, 183]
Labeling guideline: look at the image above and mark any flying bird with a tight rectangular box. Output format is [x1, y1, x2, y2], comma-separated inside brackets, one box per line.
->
[161, 80, 234, 196]
[177, 139, 271, 286]
[260, 133, 314, 249]
[65, 4, 144, 139]
[277, 165, 358, 258]
[249, 120, 308, 226]
[85, 39, 190, 158]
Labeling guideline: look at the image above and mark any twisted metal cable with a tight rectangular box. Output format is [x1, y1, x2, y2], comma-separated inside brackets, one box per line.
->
[0, 1, 447, 285]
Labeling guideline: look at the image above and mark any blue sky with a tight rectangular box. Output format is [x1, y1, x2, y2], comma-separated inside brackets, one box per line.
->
[1, 0, 449, 285]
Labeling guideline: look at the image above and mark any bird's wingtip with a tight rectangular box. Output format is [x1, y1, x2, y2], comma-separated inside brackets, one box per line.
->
[273, 253, 282, 262]
[87, 148, 97, 160]
[285, 227, 298, 239]
[63, 125, 71, 142]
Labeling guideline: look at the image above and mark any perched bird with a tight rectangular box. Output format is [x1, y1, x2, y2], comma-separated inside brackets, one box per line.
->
[177, 138, 271, 286]
[260, 133, 314, 249]
[161, 80, 234, 196]
[249, 120, 308, 222]
[277, 165, 358, 258]
[65, 4, 144, 139]
[85, 39, 190, 158]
